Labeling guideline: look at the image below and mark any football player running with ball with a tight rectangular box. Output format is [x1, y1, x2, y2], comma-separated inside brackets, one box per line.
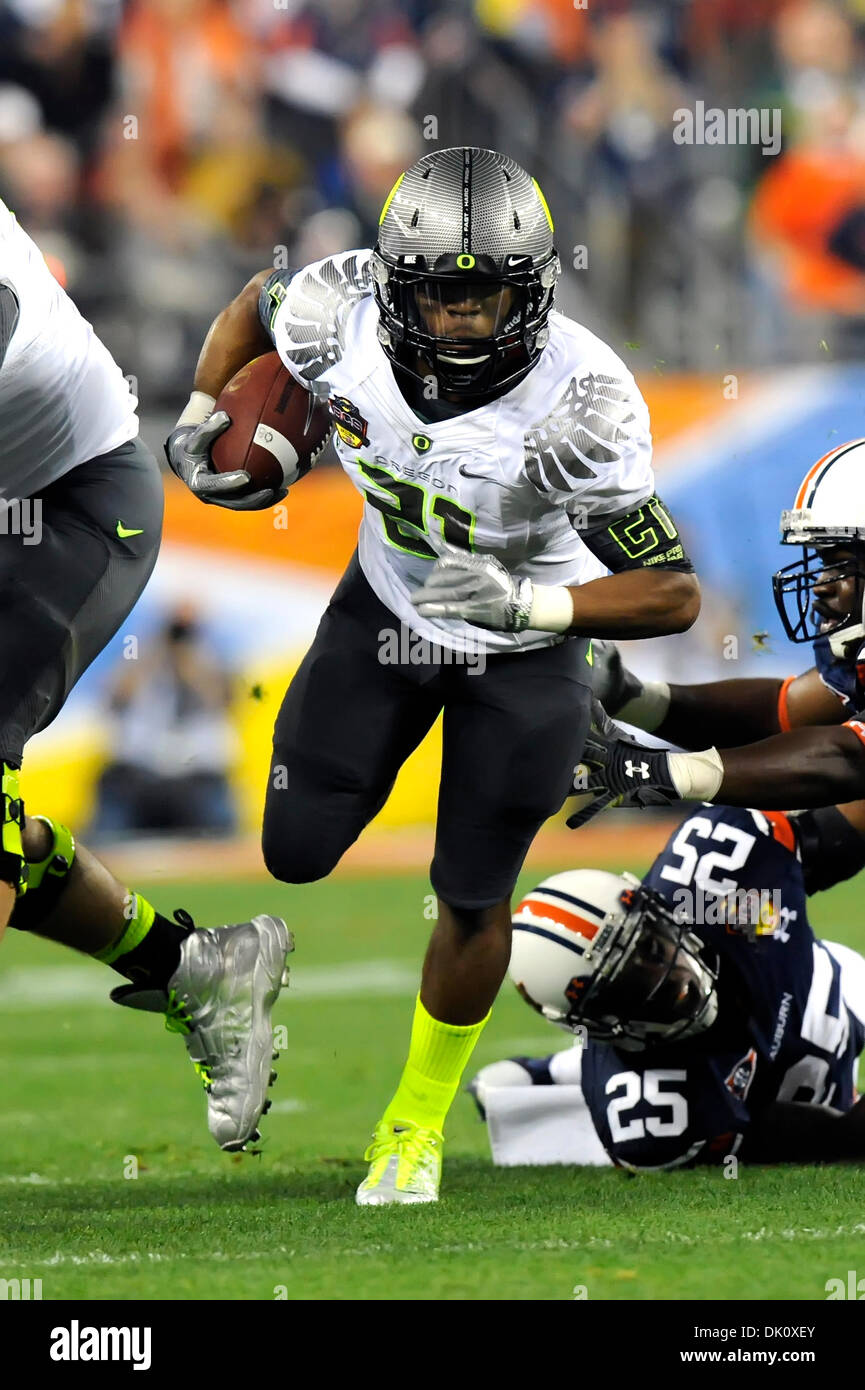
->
[574, 438, 865, 870]
[0, 200, 291, 1154]
[166, 147, 699, 1204]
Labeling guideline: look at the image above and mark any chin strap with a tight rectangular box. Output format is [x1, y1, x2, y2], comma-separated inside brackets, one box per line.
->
[828, 619, 865, 660]
[1, 763, 27, 895]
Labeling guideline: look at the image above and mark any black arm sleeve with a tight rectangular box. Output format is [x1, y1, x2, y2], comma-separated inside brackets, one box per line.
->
[581, 495, 695, 574]
[742, 1100, 865, 1163]
[0, 279, 20, 371]
[791, 804, 865, 895]
[257, 268, 297, 344]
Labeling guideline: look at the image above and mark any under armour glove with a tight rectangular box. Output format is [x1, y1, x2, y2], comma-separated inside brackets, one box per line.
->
[590, 641, 644, 714]
[590, 640, 671, 731]
[567, 700, 682, 830]
[411, 549, 533, 632]
[165, 413, 284, 512]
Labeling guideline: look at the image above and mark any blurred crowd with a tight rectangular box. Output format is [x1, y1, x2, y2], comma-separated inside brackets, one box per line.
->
[2, 0, 865, 399]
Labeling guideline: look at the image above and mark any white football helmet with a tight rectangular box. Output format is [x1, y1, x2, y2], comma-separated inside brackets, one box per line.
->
[773, 438, 865, 658]
[509, 868, 718, 1051]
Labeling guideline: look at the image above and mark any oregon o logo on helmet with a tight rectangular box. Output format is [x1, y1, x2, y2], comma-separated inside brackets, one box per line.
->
[372, 148, 557, 395]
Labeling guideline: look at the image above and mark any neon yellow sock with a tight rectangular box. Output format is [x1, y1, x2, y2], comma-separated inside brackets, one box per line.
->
[93, 893, 156, 965]
[382, 994, 490, 1134]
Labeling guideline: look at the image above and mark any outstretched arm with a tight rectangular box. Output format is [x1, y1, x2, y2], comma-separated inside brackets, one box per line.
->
[743, 1097, 865, 1164]
[713, 723, 865, 807]
[569, 703, 865, 831]
[592, 643, 843, 748]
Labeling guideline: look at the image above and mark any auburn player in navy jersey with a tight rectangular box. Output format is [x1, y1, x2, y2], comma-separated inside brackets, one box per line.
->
[574, 439, 865, 837]
[470, 801, 865, 1169]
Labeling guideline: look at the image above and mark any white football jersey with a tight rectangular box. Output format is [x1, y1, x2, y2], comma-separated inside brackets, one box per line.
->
[0, 200, 138, 501]
[268, 249, 655, 654]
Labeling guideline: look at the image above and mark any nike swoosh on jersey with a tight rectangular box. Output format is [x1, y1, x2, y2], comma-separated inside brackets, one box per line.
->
[457, 463, 513, 487]
[116, 521, 144, 538]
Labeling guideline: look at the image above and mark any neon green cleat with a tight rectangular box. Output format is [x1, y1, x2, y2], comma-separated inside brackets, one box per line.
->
[355, 1120, 443, 1206]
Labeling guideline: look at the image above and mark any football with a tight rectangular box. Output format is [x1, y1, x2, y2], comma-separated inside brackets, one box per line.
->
[210, 351, 332, 496]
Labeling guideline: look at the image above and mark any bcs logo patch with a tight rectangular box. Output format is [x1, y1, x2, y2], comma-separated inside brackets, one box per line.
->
[724, 1048, 757, 1100]
[329, 395, 369, 449]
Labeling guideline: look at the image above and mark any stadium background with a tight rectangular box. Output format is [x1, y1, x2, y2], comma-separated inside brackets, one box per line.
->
[3, 0, 864, 842]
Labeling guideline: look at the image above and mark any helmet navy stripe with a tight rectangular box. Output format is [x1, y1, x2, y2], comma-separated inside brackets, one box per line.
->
[528, 885, 608, 920]
[511, 922, 587, 955]
[806, 439, 861, 508]
[462, 148, 471, 253]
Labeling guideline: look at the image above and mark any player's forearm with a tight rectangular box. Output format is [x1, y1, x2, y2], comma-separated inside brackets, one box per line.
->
[654, 678, 784, 749]
[563, 569, 700, 639]
[189, 271, 273, 406]
[714, 726, 865, 807]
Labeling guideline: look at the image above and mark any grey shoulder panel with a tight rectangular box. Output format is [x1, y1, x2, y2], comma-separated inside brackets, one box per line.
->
[524, 372, 638, 495]
[266, 251, 372, 385]
[0, 279, 20, 372]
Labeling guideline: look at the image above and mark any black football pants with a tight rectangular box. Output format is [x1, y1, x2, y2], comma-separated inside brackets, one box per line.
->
[262, 553, 593, 910]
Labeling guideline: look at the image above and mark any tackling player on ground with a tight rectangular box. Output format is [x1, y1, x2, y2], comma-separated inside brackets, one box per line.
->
[572, 438, 865, 861]
[166, 147, 700, 1204]
[0, 200, 290, 1152]
[472, 799, 865, 1169]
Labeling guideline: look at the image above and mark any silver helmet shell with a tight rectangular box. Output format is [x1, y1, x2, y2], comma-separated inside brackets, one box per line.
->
[372, 146, 560, 399]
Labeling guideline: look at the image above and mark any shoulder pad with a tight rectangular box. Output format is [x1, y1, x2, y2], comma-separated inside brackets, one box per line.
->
[268, 250, 372, 386]
[524, 372, 641, 495]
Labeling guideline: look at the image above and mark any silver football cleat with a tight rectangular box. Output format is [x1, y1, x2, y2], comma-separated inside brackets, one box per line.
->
[167, 915, 294, 1151]
[114, 914, 293, 1151]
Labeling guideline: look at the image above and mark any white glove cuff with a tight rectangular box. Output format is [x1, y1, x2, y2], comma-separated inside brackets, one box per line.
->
[528, 584, 574, 634]
[617, 681, 671, 733]
[177, 391, 216, 427]
[667, 748, 724, 801]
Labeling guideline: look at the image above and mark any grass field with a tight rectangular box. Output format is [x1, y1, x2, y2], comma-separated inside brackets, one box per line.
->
[1, 863, 864, 1302]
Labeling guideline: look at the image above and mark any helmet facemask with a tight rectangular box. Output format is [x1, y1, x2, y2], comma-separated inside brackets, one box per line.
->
[555, 886, 719, 1051]
[372, 250, 559, 399]
[773, 536, 865, 658]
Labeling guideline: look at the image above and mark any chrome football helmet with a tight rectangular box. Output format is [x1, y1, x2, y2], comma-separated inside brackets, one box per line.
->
[371, 146, 560, 399]
[509, 869, 719, 1051]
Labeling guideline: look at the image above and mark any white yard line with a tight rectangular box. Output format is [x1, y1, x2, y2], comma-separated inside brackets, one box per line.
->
[4, 1224, 865, 1270]
[0, 960, 418, 1010]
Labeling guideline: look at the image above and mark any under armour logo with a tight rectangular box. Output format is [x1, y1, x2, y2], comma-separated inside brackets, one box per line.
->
[624, 759, 650, 780]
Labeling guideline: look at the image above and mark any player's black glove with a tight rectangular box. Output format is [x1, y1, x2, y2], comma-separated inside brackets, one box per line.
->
[590, 641, 644, 715]
[568, 699, 682, 830]
[165, 414, 283, 512]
